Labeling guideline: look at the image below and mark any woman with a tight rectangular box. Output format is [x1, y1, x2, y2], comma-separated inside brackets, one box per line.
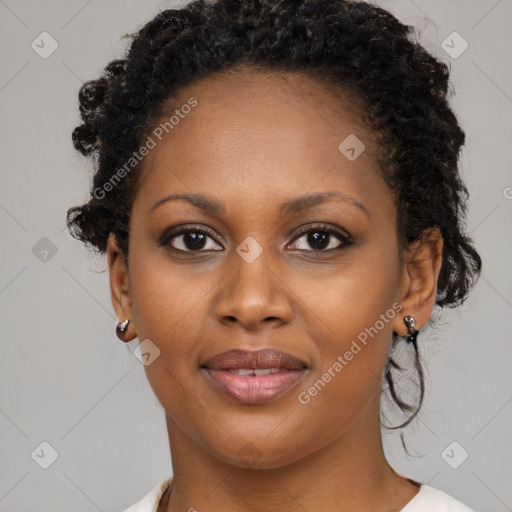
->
[66, 0, 482, 510]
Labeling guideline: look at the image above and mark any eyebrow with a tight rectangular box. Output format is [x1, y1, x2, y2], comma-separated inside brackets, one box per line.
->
[150, 191, 370, 219]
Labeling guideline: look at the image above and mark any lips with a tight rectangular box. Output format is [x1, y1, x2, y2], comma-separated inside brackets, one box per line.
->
[201, 348, 308, 371]
[201, 349, 308, 405]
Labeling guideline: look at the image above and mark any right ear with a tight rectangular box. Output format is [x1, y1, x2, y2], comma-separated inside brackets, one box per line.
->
[107, 233, 137, 341]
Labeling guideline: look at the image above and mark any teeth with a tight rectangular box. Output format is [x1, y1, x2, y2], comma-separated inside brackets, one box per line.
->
[255, 367, 282, 375]
[228, 369, 255, 376]
[254, 368, 273, 376]
[227, 368, 282, 376]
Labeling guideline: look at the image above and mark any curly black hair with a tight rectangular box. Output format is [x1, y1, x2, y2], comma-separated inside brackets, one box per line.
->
[66, 0, 482, 435]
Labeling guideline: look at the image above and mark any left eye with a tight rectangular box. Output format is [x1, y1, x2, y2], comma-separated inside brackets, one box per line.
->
[288, 227, 349, 251]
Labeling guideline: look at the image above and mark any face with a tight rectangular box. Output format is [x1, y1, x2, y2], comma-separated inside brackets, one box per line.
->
[109, 69, 423, 469]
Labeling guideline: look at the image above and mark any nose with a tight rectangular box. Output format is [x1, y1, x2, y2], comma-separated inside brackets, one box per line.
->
[214, 246, 293, 331]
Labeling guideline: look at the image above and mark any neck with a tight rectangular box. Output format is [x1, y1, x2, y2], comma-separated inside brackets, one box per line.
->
[162, 398, 419, 512]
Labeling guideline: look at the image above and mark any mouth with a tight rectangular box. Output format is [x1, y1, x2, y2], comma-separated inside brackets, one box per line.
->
[200, 348, 309, 405]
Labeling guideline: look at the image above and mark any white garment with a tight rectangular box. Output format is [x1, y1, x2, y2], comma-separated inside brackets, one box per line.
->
[121, 478, 171, 512]
[121, 477, 476, 512]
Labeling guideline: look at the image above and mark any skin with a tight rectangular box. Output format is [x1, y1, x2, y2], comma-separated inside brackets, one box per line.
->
[107, 69, 443, 511]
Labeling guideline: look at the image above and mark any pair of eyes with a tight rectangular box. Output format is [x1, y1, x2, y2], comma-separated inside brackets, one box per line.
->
[160, 223, 353, 253]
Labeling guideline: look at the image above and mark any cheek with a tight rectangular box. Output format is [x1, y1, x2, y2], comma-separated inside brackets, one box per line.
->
[293, 244, 401, 410]
[292, 306, 398, 448]
[127, 247, 218, 396]
[128, 238, 207, 339]
[297, 239, 401, 344]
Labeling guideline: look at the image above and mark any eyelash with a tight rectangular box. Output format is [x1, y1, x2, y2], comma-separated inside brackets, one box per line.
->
[159, 223, 353, 254]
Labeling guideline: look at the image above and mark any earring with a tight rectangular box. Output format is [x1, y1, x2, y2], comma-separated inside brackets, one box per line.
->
[403, 315, 419, 346]
[116, 319, 130, 341]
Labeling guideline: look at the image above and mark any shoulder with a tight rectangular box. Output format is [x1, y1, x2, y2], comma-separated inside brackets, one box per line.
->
[120, 478, 173, 512]
[401, 484, 476, 512]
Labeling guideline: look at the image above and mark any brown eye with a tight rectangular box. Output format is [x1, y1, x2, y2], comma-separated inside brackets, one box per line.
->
[288, 224, 352, 252]
[161, 226, 223, 253]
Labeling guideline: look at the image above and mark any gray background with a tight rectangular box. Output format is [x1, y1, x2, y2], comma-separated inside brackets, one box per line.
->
[0, 0, 511, 510]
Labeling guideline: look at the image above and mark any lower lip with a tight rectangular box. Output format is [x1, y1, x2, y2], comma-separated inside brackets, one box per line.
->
[202, 368, 307, 404]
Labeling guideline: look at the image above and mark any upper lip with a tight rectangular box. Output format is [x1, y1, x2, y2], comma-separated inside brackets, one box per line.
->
[201, 349, 308, 371]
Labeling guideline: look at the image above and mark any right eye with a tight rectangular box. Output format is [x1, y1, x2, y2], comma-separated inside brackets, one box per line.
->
[160, 225, 224, 253]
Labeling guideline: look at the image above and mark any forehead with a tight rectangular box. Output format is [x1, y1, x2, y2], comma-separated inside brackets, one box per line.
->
[134, 68, 390, 217]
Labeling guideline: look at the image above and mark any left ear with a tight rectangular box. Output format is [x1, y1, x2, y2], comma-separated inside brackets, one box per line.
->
[393, 227, 443, 336]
